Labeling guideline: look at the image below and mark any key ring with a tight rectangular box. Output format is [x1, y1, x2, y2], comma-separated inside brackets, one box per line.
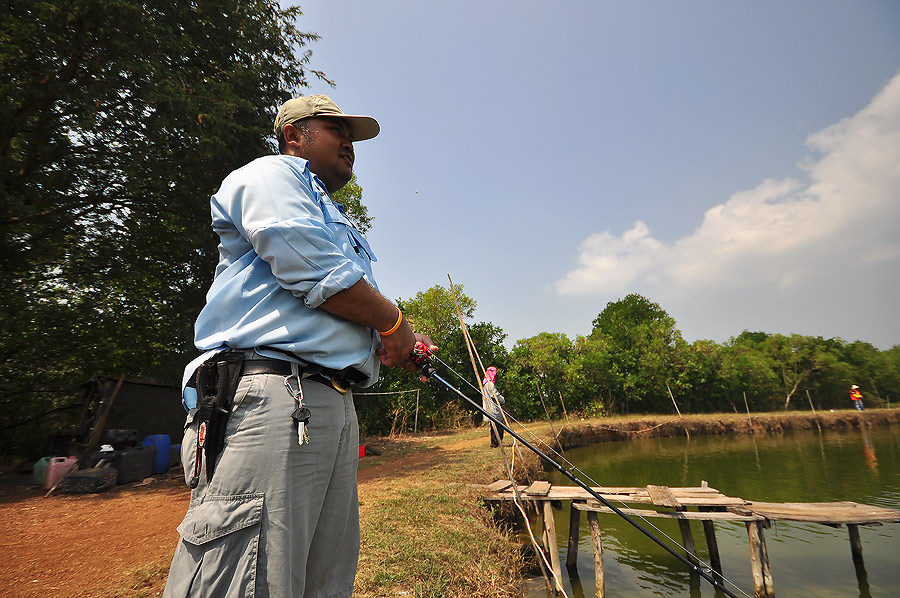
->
[284, 363, 304, 403]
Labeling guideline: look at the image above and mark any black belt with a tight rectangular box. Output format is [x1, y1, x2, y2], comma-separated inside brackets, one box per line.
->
[241, 358, 363, 393]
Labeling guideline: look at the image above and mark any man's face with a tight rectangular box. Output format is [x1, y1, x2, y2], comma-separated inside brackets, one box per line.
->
[287, 117, 355, 193]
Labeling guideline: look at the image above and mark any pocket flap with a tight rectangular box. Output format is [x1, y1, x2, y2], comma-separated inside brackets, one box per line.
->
[177, 493, 264, 545]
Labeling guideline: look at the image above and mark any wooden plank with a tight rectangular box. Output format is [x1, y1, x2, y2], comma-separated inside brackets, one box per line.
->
[492, 488, 746, 506]
[573, 502, 764, 522]
[525, 481, 552, 496]
[647, 485, 683, 508]
[586, 511, 605, 598]
[743, 501, 900, 524]
[486, 479, 514, 492]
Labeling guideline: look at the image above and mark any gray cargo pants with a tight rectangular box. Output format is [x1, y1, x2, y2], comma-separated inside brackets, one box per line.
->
[164, 371, 360, 598]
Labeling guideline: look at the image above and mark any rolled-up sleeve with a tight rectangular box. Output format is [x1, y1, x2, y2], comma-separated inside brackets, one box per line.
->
[214, 156, 366, 308]
[251, 221, 365, 307]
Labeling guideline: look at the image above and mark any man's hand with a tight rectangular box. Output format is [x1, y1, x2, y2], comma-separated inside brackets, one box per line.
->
[377, 322, 437, 378]
[318, 280, 437, 379]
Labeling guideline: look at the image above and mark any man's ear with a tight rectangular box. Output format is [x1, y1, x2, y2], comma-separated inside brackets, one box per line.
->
[282, 123, 306, 154]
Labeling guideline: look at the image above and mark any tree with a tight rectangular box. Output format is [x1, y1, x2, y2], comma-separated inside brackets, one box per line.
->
[1, 0, 328, 455]
[357, 284, 509, 436]
[332, 173, 373, 233]
[589, 294, 688, 413]
[506, 332, 576, 420]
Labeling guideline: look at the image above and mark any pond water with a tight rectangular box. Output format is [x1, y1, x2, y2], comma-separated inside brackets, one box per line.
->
[525, 424, 900, 598]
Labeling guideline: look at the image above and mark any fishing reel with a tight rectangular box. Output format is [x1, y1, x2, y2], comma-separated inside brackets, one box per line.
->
[408, 341, 437, 379]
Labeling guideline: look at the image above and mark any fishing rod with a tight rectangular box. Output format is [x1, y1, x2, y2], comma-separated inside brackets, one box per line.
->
[408, 343, 742, 598]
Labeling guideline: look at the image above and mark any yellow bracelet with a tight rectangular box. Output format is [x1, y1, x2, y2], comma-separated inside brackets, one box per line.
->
[379, 309, 403, 336]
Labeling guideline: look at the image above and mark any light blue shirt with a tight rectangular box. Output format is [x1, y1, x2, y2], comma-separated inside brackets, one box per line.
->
[183, 155, 381, 408]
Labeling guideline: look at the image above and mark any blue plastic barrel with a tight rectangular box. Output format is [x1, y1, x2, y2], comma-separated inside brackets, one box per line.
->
[141, 434, 171, 474]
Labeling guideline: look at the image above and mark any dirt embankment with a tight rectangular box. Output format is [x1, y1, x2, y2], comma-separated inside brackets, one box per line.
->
[553, 409, 900, 450]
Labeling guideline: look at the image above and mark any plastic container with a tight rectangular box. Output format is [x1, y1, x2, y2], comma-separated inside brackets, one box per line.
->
[106, 428, 138, 449]
[113, 446, 155, 484]
[44, 456, 78, 490]
[33, 457, 51, 486]
[141, 434, 171, 474]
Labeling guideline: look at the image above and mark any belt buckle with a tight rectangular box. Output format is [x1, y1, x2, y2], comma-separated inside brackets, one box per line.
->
[330, 375, 350, 394]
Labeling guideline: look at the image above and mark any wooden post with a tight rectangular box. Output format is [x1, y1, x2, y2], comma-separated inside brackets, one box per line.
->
[848, 524, 864, 563]
[848, 524, 871, 597]
[587, 511, 605, 598]
[759, 522, 774, 596]
[746, 521, 775, 597]
[542, 500, 564, 594]
[677, 518, 699, 566]
[699, 509, 724, 581]
[743, 391, 753, 428]
[667, 383, 683, 417]
[806, 389, 822, 431]
[85, 374, 127, 452]
[567, 501, 582, 568]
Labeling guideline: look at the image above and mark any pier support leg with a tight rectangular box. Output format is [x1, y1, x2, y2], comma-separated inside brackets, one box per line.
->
[759, 523, 773, 596]
[677, 518, 699, 566]
[542, 500, 564, 594]
[567, 501, 582, 568]
[848, 524, 872, 598]
[746, 521, 775, 598]
[699, 509, 724, 582]
[848, 524, 864, 563]
[587, 511, 605, 598]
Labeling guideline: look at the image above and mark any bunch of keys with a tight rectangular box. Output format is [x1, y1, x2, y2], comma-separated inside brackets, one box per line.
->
[284, 366, 311, 446]
[292, 404, 311, 445]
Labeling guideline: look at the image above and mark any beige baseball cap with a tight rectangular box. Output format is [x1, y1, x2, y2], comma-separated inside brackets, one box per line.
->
[273, 95, 380, 141]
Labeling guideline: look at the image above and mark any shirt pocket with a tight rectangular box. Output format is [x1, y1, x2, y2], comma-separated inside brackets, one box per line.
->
[320, 201, 376, 262]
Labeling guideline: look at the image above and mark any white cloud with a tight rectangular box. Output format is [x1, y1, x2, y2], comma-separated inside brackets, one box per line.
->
[554, 71, 900, 347]
[556, 70, 900, 301]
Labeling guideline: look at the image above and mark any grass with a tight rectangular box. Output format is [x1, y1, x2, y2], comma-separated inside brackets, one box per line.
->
[353, 426, 537, 598]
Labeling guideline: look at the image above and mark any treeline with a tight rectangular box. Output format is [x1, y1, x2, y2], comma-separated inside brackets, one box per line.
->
[357, 290, 900, 436]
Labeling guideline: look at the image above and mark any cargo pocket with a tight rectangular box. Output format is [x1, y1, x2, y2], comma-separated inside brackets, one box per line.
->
[166, 493, 265, 598]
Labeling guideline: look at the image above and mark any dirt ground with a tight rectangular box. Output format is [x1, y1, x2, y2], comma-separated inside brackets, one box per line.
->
[0, 468, 188, 598]
[0, 434, 479, 598]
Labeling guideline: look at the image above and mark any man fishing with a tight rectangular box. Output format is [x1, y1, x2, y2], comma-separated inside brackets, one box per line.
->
[163, 95, 436, 598]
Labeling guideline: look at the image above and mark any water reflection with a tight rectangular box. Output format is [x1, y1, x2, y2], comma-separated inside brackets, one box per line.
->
[862, 428, 878, 472]
[526, 425, 900, 598]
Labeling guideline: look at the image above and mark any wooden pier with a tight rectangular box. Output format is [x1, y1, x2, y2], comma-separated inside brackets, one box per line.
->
[478, 480, 900, 597]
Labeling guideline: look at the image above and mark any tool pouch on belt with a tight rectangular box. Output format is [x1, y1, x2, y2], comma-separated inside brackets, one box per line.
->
[189, 351, 245, 488]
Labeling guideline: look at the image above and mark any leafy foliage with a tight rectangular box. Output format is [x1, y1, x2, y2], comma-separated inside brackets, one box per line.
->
[0, 0, 327, 455]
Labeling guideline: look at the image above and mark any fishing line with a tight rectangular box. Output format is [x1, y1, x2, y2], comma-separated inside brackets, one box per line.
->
[423, 351, 749, 598]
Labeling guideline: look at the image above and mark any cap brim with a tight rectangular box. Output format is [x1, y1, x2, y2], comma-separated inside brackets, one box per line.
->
[337, 114, 380, 141]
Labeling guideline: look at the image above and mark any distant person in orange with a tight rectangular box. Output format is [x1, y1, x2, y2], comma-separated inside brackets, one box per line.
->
[850, 384, 864, 411]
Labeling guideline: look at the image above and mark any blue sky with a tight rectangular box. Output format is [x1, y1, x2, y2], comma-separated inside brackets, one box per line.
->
[294, 1, 900, 349]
